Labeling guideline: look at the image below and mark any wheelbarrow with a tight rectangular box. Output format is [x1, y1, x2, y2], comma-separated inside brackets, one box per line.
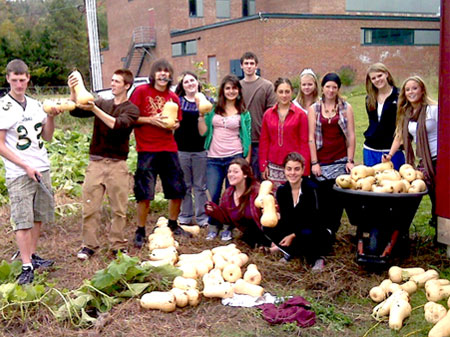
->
[333, 186, 427, 266]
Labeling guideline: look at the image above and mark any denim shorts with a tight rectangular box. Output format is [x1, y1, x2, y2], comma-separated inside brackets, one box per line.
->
[134, 151, 186, 201]
[6, 170, 54, 230]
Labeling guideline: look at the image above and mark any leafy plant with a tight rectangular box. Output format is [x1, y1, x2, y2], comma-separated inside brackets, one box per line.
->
[56, 252, 181, 327]
[337, 65, 357, 87]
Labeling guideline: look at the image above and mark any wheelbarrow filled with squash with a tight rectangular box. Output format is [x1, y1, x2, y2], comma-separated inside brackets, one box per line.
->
[333, 162, 428, 266]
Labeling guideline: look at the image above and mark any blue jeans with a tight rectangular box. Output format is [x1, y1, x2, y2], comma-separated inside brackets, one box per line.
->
[206, 153, 243, 232]
[178, 151, 208, 226]
[363, 148, 405, 171]
[251, 142, 262, 181]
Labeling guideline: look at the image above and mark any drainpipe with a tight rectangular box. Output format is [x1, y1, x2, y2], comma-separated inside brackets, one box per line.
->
[436, 0, 450, 256]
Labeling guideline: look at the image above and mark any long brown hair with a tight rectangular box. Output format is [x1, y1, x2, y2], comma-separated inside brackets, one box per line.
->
[216, 74, 246, 116]
[395, 76, 436, 138]
[365, 63, 395, 111]
[229, 157, 256, 215]
[175, 71, 203, 97]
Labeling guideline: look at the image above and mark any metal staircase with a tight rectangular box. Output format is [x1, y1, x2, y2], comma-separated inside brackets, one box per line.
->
[124, 26, 156, 77]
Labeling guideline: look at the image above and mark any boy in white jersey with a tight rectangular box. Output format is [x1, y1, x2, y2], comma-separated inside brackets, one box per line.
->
[0, 59, 58, 284]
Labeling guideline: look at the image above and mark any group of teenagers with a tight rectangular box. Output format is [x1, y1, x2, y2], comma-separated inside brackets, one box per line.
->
[0, 51, 438, 284]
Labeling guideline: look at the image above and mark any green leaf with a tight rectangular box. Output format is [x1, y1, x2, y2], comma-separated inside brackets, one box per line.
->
[0, 283, 16, 300]
[79, 308, 97, 327]
[91, 270, 116, 290]
[116, 282, 150, 298]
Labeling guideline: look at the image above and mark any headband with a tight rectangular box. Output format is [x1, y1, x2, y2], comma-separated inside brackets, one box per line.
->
[321, 72, 341, 88]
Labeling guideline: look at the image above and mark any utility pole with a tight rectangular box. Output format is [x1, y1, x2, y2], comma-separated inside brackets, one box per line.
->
[85, 0, 102, 91]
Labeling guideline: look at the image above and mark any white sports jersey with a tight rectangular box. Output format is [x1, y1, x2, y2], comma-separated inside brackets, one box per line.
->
[0, 94, 50, 178]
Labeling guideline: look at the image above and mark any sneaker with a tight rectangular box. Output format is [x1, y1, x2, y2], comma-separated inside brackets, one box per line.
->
[31, 254, 54, 269]
[220, 230, 232, 242]
[134, 230, 146, 248]
[312, 258, 325, 271]
[112, 248, 128, 257]
[206, 231, 217, 240]
[17, 266, 34, 285]
[77, 247, 95, 260]
[171, 225, 193, 238]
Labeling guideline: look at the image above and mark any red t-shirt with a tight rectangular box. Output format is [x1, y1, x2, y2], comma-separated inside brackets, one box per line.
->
[129, 84, 182, 152]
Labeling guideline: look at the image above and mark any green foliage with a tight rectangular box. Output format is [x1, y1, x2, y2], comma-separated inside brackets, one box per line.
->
[310, 300, 353, 332]
[193, 61, 217, 99]
[56, 252, 181, 327]
[337, 65, 357, 87]
[0, 0, 89, 88]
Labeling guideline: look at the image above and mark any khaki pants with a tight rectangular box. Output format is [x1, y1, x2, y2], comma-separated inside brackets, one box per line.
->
[82, 159, 129, 250]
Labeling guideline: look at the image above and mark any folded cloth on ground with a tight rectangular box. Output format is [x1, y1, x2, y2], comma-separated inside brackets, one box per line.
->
[257, 296, 316, 327]
[221, 293, 277, 307]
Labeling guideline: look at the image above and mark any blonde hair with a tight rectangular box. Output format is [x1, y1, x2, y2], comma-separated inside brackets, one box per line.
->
[365, 63, 396, 111]
[294, 69, 319, 109]
[395, 75, 436, 138]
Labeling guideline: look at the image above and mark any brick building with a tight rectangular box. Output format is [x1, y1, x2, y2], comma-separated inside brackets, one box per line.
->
[100, 0, 440, 88]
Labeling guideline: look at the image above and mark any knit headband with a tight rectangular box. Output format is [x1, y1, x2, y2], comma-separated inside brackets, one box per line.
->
[321, 72, 341, 88]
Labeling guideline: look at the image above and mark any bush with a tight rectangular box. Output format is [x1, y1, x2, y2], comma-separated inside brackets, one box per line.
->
[337, 65, 357, 87]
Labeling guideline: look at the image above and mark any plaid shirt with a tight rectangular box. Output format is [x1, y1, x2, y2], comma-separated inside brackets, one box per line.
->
[313, 99, 349, 150]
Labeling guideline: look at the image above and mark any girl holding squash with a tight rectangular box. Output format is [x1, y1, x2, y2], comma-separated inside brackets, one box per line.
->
[293, 68, 319, 114]
[363, 63, 405, 170]
[266, 152, 333, 270]
[204, 157, 271, 248]
[174, 72, 213, 228]
[308, 72, 355, 235]
[259, 78, 310, 189]
[198, 74, 251, 241]
[383, 76, 438, 225]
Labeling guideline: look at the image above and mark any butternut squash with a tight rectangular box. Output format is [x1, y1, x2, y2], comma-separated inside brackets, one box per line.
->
[194, 92, 213, 115]
[410, 269, 439, 287]
[408, 179, 427, 193]
[351, 165, 371, 181]
[173, 276, 197, 290]
[255, 180, 273, 208]
[203, 268, 225, 287]
[399, 164, 417, 182]
[222, 263, 242, 282]
[415, 170, 424, 180]
[372, 290, 409, 319]
[149, 246, 177, 261]
[140, 291, 176, 312]
[169, 288, 189, 308]
[369, 279, 393, 302]
[426, 281, 450, 302]
[160, 101, 178, 128]
[376, 169, 401, 182]
[234, 279, 265, 297]
[400, 280, 418, 295]
[429, 310, 450, 337]
[203, 282, 234, 298]
[388, 266, 425, 283]
[388, 298, 411, 331]
[179, 224, 200, 235]
[69, 70, 94, 104]
[243, 264, 262, 285]
[177, 264, 197, 279]
[356, 176, 376, 191]
[373, 161, 394, 173]
[186, 288, 201, 306]
[335, 174, 353, 189]
[425, 302, 447, 324]
[260, 194, 278, 227]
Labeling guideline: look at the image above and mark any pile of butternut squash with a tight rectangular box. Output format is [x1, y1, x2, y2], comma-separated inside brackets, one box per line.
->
[369, 265, 450, 335]
[336, 162, 427, 194]
[139, 218, 266, 313]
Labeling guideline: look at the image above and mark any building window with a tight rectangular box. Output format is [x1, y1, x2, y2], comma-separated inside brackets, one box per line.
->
[172, 40, 197, 57]
[242, 0, 255, 17]
[347, 0, 439, 14]
[362, 28, 439, 46]
[216, 0, 230, 18]
[189, 0, 203, 17]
